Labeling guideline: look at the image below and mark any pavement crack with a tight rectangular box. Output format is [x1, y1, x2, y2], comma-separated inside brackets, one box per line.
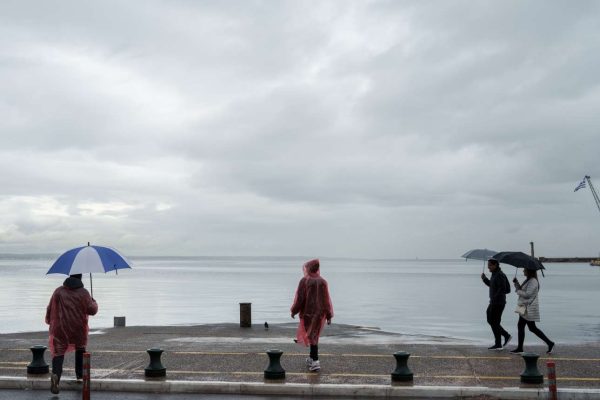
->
[462, 349, 483, 386]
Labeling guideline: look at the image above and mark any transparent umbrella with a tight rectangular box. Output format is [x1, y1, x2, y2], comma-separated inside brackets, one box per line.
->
[461, 248, 498, 272]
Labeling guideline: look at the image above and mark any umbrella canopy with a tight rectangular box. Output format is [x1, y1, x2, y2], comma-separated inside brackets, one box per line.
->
[47, 244, 132, 275]
[461, 248, 498, 272]
[492, 251, 545, 271]
[461, 248, 498, 261]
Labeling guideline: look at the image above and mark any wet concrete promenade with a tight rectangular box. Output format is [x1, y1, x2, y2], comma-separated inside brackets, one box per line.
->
[1, 323, 599, 397]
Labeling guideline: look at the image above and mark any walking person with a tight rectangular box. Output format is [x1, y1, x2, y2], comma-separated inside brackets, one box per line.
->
[509, 268, 555, 354]
[290, 259, 333, 372]
[481, 258, 512, 350]
[45, 274, 98, 394]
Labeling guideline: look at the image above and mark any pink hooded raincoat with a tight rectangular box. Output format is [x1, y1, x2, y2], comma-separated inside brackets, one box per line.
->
[45, 277, 98, 357]
[290, 259, 333, 346]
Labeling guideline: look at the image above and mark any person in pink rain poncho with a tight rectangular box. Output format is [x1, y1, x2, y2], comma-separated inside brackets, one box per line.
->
[290, 259, 333, 372]
[45, 274, 98, 394]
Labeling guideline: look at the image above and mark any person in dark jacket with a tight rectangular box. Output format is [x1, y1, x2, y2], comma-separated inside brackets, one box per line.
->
[481, 258, 511, 350]
[45, 274, 98, 394]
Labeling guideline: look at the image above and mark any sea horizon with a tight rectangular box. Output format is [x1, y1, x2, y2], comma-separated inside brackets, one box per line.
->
[1, 253, 478, 262]
[2, 255, 599, 344]
[2, 252, 597, 263]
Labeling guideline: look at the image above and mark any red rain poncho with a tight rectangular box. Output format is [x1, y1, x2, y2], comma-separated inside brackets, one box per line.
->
[290, 259, 333, 346]
[45, 277, 98, 357]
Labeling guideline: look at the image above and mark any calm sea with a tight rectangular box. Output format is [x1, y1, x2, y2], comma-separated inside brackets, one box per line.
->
[1, 255, 599, 344]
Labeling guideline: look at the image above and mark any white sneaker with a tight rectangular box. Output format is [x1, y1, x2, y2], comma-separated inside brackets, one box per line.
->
[309, 360, 321, 372]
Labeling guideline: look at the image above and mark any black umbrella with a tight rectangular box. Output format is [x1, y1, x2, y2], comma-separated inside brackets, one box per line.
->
[493, 251, 545, 277]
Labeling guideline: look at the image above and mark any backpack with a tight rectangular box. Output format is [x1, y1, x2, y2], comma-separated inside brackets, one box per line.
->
[503, 273, 511, 294]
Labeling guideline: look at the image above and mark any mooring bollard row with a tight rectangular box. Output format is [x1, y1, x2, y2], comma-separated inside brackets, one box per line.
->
[145, 348, 167, 377]
[27, 345, 49, 375]
[391, 351, 413, 382]
[264, 349, 285, 380]
[520, 353, 544, 384]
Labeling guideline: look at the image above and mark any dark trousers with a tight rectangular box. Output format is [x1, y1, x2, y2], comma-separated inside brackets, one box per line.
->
[517, 317, 552, 349]
[486, 304, 509, 346]
[52, 348, 85, 379]
[310, 345, 318, 361]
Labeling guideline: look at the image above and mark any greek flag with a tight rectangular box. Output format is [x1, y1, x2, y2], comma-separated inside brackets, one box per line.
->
[574, 178, 587, 192]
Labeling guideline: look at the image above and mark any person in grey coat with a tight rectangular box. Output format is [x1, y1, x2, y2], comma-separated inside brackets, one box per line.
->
[510, 268, 555, 354]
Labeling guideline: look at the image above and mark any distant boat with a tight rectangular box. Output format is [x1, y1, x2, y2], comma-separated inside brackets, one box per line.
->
[591, 259, 600, 266]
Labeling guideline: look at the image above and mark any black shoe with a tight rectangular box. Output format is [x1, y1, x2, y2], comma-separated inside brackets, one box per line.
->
[547, 342, 555, 354]
[503, 334, 512, 347]
[509, 348, 523, 355]
[50, 373, 60, 394]
[487, 344, 503, 351]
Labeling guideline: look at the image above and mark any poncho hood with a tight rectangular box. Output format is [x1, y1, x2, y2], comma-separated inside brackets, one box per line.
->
[63, 277, 84, 289]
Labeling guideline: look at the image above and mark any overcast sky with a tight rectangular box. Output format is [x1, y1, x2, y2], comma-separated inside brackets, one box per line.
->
[1, 1, 599, 258]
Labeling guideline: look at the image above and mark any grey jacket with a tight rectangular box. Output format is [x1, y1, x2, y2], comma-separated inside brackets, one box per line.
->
[516, 278, 540, 322]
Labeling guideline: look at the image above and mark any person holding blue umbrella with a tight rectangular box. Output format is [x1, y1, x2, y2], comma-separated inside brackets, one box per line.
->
[45, 273, 97, 394]
[45, 243, 132, 394]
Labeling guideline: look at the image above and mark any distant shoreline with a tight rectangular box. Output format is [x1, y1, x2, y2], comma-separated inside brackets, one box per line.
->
[1, 253, 599, 263]
[539, 257, 599, 263]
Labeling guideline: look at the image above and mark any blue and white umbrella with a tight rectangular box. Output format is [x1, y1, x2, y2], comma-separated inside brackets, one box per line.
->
[47, 243, 133, 296]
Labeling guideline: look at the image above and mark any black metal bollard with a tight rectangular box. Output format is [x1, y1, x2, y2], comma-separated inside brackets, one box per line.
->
[520, 353, 543, 384]
[27, 345, 49, 374]
[240, 302, 252, 327]
[264, 349, 285, 380]
[145, 348, 166, 377]
[391, 351, 413, 382]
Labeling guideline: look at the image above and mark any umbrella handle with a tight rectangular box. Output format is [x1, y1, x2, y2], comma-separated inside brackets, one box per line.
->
[90, 273, 93, 298]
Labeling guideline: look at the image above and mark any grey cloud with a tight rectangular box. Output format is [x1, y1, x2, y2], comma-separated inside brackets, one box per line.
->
[1, 1, 599, 257]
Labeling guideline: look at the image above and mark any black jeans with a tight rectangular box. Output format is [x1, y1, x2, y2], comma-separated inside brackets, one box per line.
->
[517, 316, 552, 349]
[310, 345, 318, 361]
[486, 304, 509, 346]
[52, 348, 85, 379]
